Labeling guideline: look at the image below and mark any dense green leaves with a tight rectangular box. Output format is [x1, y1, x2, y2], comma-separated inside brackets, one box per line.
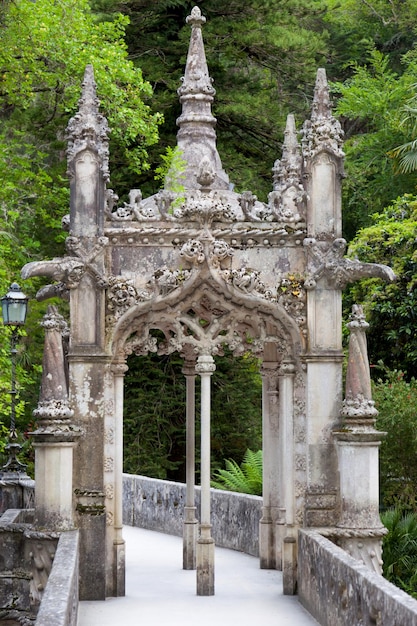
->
[382, 508, 417, 598]
[211, 449, 263, 495]
[123, 351, 262, 481]
[0, 0, 161, 462]
[347, 195, 417, 376]
[374, 370, 417, 511]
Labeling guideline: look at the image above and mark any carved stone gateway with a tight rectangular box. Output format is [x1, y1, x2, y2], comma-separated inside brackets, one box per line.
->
[22, 6, 394, 600]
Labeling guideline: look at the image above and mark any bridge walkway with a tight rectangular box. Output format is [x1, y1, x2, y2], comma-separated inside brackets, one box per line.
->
[78, 525, 318, 625]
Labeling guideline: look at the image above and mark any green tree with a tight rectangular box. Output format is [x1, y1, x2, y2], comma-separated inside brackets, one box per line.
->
[347, 194, 417, 376]
[0, 0, 161, 456]
[123, 350, 262, 481]
[332, 51, 417, 239]
[374, 369, 417, 511]
[382, 508, 417, 598]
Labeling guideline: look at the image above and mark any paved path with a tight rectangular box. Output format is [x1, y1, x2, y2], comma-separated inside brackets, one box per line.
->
[78, 525, 318, 626]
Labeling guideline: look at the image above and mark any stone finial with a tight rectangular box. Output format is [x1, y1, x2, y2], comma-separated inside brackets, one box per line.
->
[33, 306, 76, 432]
[175, 7, 230, 190]
[311, 68, 332, 122]
[341, 304, 378, 422]
[270, 114, 305, 222]
[66, 65, 110, 181]
[302, 68, 344, 160]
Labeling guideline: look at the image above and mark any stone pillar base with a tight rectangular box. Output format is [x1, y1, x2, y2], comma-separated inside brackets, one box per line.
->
[259, 518, 275, 569]
[283, 535, 297, 595]
[336, 532, 385, 575]
[183, 510, 198, 570]
[196, 525, 215, 596]
[113, 538, 126, 596]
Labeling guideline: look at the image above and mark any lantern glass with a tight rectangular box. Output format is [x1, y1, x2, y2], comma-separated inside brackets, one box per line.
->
[1, 283, 28, 326]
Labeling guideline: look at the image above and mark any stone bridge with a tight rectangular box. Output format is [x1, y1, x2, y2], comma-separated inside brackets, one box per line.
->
[0, 5, 415, 625]
[1, 475, 417, 625]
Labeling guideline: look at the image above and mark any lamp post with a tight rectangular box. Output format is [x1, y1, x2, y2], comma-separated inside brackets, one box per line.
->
[0, 282, 29, 476]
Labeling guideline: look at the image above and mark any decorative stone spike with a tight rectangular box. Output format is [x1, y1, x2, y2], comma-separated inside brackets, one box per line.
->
[33, 306, 78, 437]
[341, 304, 378, 424]
[269, 114, 305, 223]
[66, 64, 110, 182]
[175, 6, 230, 191]
[301, 68, 344, 160]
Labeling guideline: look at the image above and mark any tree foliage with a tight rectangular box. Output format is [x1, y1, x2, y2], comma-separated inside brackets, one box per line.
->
[347, 194, 417, 376]
[374, 369, 417, 512]
[382, 508, 417, 598]
[123, 351, 262, 482]
[0, 0, 161, 460]
[95, 0, 330, 200]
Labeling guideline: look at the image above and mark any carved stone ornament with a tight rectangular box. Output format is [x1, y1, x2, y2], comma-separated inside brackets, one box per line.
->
[301, 68, 344, 161]
[21, 235, 110, 301]
[66, 65, 110, 182]
[340, 304, 379, 422]
[269, 114, 306, 223]
[180, 239, 205, 265]
[303, 237, 396, 290]
[108, 277, 138, 314]
[174, 190, 237, 224]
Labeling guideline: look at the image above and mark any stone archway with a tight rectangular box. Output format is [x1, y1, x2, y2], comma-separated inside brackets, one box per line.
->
[22, 5, 394, 602]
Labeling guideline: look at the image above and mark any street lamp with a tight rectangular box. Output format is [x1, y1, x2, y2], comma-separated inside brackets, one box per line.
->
[0, 282, 29, 475]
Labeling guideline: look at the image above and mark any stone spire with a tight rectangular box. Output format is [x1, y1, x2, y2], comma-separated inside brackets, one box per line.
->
[302, 68, 344, 160]
[175, 6, 229, 191]
[66, 64, 110, 182]
[269, 114, 305, 222]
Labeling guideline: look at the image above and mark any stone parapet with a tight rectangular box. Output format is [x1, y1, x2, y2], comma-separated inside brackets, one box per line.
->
[34, 530, 79, 626]
[298, 529, 417, 626]
[122, 474, 261, 556]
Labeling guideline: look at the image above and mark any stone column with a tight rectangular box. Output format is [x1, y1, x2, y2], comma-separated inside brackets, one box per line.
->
[109, 361, 127, 596]
[333, 305, 386, 574]
[195, 353, 216, 596]
[182, 359, 198, 570]
[302, 68, 345, 528]
[279, 360, 297, 594]
[259, 360, 281, 569]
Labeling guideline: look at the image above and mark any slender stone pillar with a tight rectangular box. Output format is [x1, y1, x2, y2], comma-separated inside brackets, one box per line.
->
[110, 361, 127, 596]
[333, 305, 386, 574]
[182, 359, 198, 570]
[279, 361, 297, 594]
[259, 360, 280, 569]
[195, 354, 216, 596]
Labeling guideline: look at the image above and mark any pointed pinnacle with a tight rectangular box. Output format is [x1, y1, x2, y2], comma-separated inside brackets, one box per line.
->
[282, 114, 300, 159]
[311, 68, 332, 121]
[79, 64, 100, 114]
[178, 7, 214, 100]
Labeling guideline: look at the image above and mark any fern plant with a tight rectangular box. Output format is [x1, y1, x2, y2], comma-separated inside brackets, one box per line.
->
[211, 449, 262, 496]
[382, 508, 417, 598]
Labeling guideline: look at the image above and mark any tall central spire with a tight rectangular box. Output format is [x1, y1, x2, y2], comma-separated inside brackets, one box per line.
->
[175, 6, 229, 191]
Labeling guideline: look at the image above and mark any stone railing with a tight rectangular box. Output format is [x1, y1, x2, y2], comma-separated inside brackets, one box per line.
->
[122, 473, 262, 556]
[298, 529, 417, 626]
[35, 530, 79, 626]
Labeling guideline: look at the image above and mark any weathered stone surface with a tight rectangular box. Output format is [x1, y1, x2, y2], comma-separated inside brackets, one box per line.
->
[298, 529, 417, 626]
[35, 530, 79, 626]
